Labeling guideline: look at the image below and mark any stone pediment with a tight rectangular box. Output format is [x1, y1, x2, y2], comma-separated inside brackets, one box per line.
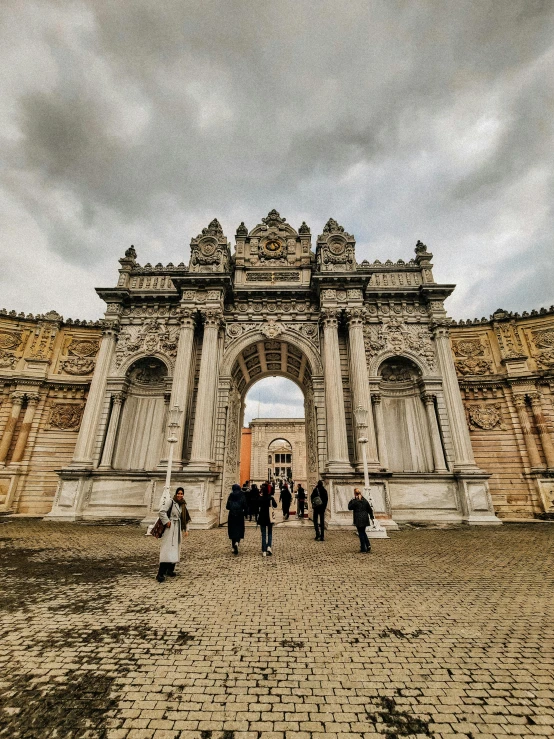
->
[234, 210, 313, 273]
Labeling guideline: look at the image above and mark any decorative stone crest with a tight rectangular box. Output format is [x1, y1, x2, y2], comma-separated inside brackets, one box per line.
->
[49, 403, 84, 431]
[316, 218, 355, 272]
[0, 350, 17, 368]
[261, 320, 285, 339]
[452, 338, 492, 376]
[467, 403, 503, 431]
[189, 219, 230, 273]
[61, 357, 96, 375]
[262, 209, 287, 228]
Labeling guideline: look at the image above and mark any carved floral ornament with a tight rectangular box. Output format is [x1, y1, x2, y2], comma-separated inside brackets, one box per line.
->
[0, 331, 23, 350]
[467, 403, 503, 431]
[114, 319, 179, 369]
[59, 337, 100, 375]
[224, 321, 318, 347]
[364, 317, 436, 372]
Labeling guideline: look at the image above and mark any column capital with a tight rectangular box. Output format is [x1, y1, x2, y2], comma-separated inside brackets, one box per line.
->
[10, 392, 25, 404]
[201, 309, 223, 328]
[345, 307, 366, 326]
[420, 392, 436, 405]
[528, 391, 542, 406]
[99, 320, 120, 338]
[371, 394, 382, 405]
[178, 307, 197, 328]
[513, 394, 528, 409]
[26, 394, 41, 406]
[320, 308, 339, 328]
[112, 392, 126, 405]
[430, 320, 451, 339]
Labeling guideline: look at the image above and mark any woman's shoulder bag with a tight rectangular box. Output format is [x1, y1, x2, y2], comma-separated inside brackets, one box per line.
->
[149, 501, 173, 539]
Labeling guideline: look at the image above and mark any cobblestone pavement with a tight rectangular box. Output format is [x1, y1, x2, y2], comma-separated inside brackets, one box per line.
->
[0, 519, 553, 739]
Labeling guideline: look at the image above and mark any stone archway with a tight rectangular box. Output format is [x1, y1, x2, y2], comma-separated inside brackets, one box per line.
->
[217, 334, 323, 523]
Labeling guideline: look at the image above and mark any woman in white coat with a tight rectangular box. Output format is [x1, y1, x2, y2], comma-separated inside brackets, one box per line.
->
[156, 487, 191, 583]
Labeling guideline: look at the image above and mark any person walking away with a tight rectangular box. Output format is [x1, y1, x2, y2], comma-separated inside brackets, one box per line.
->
[241, 480, 251, 519]
[258, 482, 277, 556]
[226, 483, 248, 555]
[348, 487, 373, 553]
[248, 483, 260, 522]
[157, 487, 191, 582]
[296, 484, 306, 519]
[280, 482, 292, 520]
[311, 480, 328, 541]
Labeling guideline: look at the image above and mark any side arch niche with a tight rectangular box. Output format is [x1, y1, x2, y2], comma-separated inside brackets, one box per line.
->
[111, 357, 168, 471]
[377, 356, 434, 473]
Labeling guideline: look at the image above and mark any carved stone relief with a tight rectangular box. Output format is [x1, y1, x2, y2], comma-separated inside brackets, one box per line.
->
[466, 403, 503, 431]
[452, 338, 493, 376]
[48, 403, 84, 431]
[364, 318, 436, 371]
[114, 319, 179, 369]
[59, 337, 100, 375]
[531, 328, 554, 369]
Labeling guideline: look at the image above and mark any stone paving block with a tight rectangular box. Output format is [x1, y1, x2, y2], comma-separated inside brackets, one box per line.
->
[1, 520, 554, 738]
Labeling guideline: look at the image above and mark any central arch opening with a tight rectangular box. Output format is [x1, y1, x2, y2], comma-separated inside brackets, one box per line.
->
[222, 337, 321, 522]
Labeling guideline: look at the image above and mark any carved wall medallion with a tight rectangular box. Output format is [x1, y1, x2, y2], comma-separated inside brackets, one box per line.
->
[0, 331, 22, 350]
[49, 403, 84, 431]
[68, 339, 99, 357]
[531, 328, 554, 368]
[61, 357, 96, 375]
[453, 339, 483, 358]
[467, 403, 503, 431]
[115, 319, 179, 368]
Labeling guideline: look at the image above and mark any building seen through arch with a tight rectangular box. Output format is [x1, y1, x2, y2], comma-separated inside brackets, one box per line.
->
[1, 209, 553, 522]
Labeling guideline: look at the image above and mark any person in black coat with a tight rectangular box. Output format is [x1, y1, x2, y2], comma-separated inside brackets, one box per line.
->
[257, 482, 277, 556]
[310, 479, 328, 541]
[348, 487, 374, 553]
[279, 483, 292, 520]
[226, 483, 248, 555]
[296, 484, 306, 518]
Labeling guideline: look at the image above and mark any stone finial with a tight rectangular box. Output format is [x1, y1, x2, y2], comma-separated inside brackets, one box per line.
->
[323, 218, 344, 234]
[262, 209, 287, 227]
[236, 222, 248, 236]
[200, 218, 224, 238]
[125, 245, 137, 260]
[415, 240, 428, 254]
[298, 221, 310, 234]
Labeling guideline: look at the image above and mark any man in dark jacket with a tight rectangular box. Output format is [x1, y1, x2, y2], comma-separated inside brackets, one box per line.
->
[348, 487, 373, 553]
[311, 480, 328, 541]
[279, 483, 292, 520]
[226, 484, 248, 555]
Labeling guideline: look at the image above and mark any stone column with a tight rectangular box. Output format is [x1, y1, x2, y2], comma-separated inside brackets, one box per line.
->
[98, 393, 125, 469]
[513, 395, 543, 470]
[346, 309, 379, 470]
[189, 310, 222, 471]
[11, 394, 41, 464]
[372, 395, 388, 469]
[529, 392, 554, 469]
[421, 393, 448, 473]
[161, 309, 196, 467]
[0, 392, 25, 466]
[70, 324, 118, 467]
[432, 322, 477, 471]
[321, 310, 352, 473]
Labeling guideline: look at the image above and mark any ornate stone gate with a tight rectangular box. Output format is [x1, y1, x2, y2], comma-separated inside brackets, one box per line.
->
[47, 210, 499, 527]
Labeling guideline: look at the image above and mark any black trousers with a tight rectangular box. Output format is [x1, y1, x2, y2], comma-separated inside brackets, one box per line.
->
[157, 562, 176, 577]
[356, 526, 370, 552]
[313, 508, 325, 539]
[297, 500, 305, 517]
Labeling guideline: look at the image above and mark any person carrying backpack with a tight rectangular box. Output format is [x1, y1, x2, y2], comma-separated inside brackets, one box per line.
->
[226, 483, 248, 555]
[311, 480, 328, 541]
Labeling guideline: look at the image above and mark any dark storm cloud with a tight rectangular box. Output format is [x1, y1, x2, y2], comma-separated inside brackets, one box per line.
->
[1, 0, 553, 319]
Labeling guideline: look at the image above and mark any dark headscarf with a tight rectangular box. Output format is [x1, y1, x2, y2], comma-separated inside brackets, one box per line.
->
[173, 487, 191, 530]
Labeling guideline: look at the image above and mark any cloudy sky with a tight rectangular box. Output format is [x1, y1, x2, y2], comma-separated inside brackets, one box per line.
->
[244, 377, 304, 424]
[1, 0, 553, 323]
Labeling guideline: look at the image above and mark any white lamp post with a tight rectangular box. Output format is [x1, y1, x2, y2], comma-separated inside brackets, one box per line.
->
[354, 405, 388, 539]
[161, 405, 183, 507]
